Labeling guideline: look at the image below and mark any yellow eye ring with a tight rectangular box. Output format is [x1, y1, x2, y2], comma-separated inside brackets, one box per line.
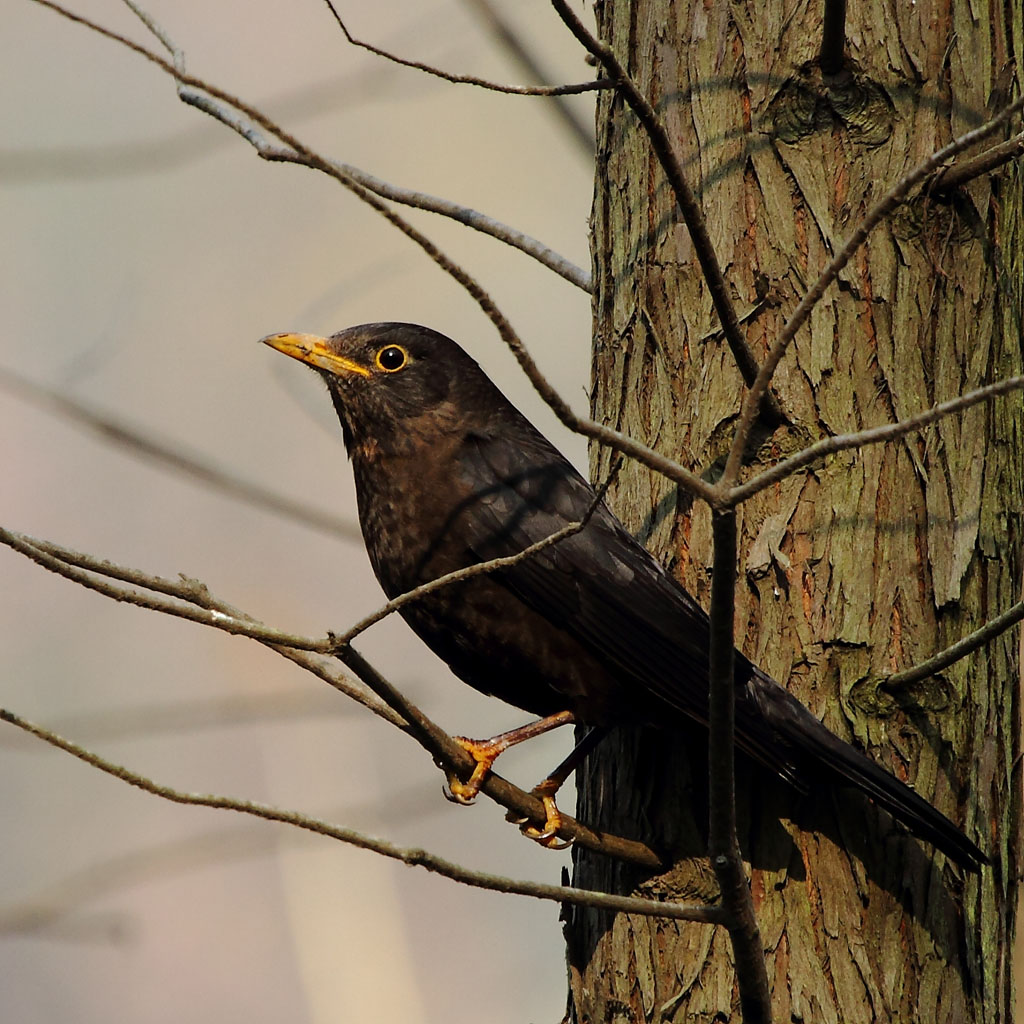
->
[375, 345, 408, 372]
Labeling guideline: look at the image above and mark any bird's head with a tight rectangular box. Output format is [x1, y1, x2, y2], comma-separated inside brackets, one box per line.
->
[262, 322, 504, 455]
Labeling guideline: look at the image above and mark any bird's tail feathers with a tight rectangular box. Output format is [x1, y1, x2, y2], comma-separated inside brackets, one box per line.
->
[745, 669, 987, 871]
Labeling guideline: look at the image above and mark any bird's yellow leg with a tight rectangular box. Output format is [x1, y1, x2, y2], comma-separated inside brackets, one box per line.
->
[444, 736, 505, 805]
[443, 710, 575, 806]
[513, 726, 608, 849]
[518, 776, 569, 848]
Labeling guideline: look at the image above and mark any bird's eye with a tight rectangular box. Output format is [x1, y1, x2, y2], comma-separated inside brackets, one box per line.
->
[375, 345, 408, 372]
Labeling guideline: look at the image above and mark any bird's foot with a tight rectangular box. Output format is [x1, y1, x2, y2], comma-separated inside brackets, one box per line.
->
[442, 735, 504, 805]
[512, 780, 572, 850]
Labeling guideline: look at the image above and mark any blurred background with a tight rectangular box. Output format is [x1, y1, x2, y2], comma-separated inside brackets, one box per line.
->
[1, 2, 595, 1021]
[4, 4, 1019, 1023]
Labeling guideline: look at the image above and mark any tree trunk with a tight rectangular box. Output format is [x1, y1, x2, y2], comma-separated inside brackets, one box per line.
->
[566, 2, 1022, 1021]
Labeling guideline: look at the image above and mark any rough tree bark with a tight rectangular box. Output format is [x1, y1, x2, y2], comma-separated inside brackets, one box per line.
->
[566, 2, 1022, 1022]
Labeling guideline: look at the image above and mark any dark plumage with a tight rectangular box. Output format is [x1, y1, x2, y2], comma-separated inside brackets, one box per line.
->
[262, 322, 986, 870]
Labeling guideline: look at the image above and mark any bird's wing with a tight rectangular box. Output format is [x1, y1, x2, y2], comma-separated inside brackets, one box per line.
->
[455, 426, 799, 775]
[455, 427, 988, 870]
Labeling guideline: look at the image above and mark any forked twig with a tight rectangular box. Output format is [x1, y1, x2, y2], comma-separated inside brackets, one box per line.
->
[31, 0, 718, 502]
[0, 523, 662, 867]
[322, 0, 610, 98]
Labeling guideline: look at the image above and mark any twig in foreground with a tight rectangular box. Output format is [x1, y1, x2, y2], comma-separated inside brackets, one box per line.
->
[881, 598, 1024, 692]
[0, 708, 723, 925]
[549, 0, 785, 430]
[729, 374, 1024, 504]
[0, 525, 663, 868]
[0, 781, 444, 937]
[331, 458, 621, 648]
[722, 90, 1024, 489]
[322, 0, 610, 97]
[707, 510, 772, 1024]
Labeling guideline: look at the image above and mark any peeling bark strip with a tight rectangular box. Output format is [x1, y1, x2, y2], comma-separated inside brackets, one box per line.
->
[568, 1, 1021, 1022]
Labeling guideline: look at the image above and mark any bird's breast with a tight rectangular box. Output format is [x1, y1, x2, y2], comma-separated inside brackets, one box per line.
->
[349, 441, 476, 596]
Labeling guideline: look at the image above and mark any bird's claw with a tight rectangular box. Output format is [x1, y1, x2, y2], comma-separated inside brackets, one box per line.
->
[517, 793, 572, 849]
[446, 735, 574, 850]
[530, 832, 574, 851]
[442, 776, 478, 805]
[443, 736, 501, 806]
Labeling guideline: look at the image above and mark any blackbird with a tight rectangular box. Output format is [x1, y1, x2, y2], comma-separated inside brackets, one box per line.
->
[262, 322, 986, 870]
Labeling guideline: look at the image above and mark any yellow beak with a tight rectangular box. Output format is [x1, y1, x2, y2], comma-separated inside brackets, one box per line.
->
[261, 332, 371, 378]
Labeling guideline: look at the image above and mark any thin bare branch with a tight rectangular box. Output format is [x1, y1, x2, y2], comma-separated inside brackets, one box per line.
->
[332, 459, 620, 648]
[818, 0, 848, 75]
[322, 0, 609, 98]
[0, 528, 412, 730]
[1, 708, 718, 921]
[29, 0, 590, 292]
[0, 526, 334, 652]
[881, 599, 1024, 692]
[121, 0, 181, 65]
[6, 528, 557, 749]
[721, 90, 1024, 489]
[707, 512, 739, 861]
[324, 643, 663, 868]
[0, 367, 362, 542]
[461, 0, 595, 152]
[707, 510, 772, 1023]
[284, 149, 592, 291]
[729, 374, 1024, 504]
[931, 130, 1024, 196]
[270, 644, 407, 729]
[11, 481, 626, 722]
[549, 0, 785, 429]
[331, 520, 586, 646]
[0, 526, 662, 867]
[31, 1, 720, 499]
